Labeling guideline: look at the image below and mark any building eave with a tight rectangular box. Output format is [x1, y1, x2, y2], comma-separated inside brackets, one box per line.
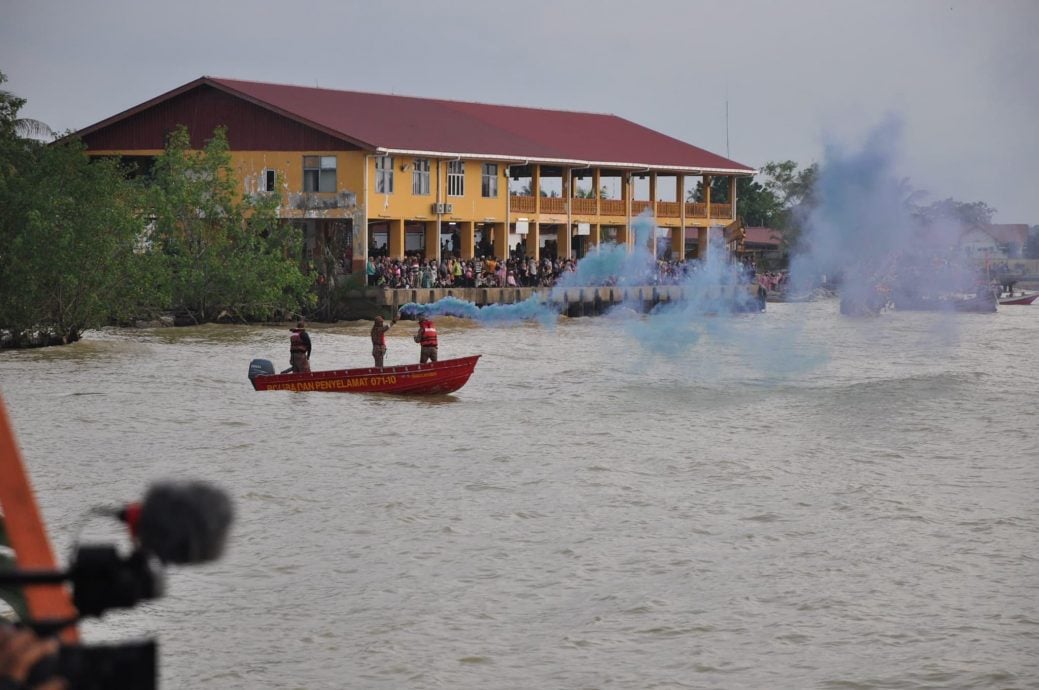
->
[375, 147, 756, 176]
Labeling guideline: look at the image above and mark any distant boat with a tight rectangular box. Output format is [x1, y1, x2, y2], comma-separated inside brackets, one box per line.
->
[892, 292, 997, 313]
[248, 356, 480, 395]
[998, 291, 1039, 306]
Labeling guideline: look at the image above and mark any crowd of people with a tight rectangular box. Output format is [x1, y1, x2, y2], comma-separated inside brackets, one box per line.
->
[364, 253, 765, 290]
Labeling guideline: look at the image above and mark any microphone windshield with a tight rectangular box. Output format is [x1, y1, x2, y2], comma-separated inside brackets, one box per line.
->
[135, 481, 234, 564]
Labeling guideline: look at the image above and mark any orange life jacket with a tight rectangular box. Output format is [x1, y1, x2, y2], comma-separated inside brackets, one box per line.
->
[371, 325, 387, 348]
[290, 332, 307, 353]
[418, 321, 438, 348]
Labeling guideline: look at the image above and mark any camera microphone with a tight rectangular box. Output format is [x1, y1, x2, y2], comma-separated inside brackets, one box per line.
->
[113, 481, 234, 565]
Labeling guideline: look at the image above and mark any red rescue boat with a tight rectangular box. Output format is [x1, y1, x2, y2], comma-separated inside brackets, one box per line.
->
[248, 355, 480, 395]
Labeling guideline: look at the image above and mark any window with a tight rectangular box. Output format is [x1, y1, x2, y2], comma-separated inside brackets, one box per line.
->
[447, 160, 465, 197]
[481, 163, 498, 198]
[375, 156, 394, 194]
[261, 169, 276, 192]
[303, 156, 337, 192]
[412, 158, 430, 195]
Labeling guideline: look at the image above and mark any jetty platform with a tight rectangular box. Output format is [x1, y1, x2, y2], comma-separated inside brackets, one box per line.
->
[342, 284, 761, 319]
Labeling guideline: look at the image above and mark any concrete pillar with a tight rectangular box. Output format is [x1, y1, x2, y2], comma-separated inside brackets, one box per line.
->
[593, 169, 601, 215]
[704, 174, 713, 221]
[589, 222, 601, 249]
[622, 172, 632, 251]
[649, 172, 657, 216]
[492, 222, 509, 260]
[388, 218, 405, 260]
[532, 165, 541, 213]
[525, 220, 540, 262]
[697, 227, 709, 262]
[671, 227, 684, 259]
[354, 217, 368, 274]
[558, 223, 572, 259]
[423, 222, 439, 261]
[460, 220, 475, 260]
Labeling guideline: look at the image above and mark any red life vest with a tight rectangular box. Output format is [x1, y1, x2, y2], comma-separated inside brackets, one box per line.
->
[418, 321, 438, 348]
[371, 326, 387, 348]
[290, 332, 307, 353]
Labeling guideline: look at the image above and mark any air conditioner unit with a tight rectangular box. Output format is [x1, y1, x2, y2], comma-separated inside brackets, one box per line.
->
[443, 203, 453, 214]
[432, 203, 454, 214]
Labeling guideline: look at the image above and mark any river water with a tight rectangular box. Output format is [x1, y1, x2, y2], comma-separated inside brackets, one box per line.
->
[1, 301, 1037, 689]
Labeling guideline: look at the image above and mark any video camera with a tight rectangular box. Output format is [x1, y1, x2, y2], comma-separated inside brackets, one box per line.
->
[1, 480, 233, 689]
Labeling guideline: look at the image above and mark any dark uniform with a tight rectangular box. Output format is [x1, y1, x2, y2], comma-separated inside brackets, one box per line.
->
[370, 315, 394, 368]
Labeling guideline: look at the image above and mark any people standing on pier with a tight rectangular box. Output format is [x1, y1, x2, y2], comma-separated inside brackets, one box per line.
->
[414, 313, 438, 364]
[285, 320, 311, 373]
[370, 314, 396, 368]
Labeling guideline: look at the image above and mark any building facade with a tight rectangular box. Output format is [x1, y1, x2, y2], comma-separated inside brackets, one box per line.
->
[74, 77, 756, 276]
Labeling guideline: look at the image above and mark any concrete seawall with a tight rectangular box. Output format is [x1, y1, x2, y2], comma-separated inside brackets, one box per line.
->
[343, 284, 760, 319]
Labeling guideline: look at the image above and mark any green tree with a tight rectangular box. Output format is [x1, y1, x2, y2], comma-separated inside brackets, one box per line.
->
[149, 125, 312, 323]
[915, 197, 996, 229]
[753, 160, 818, 250]
[0, 79, 161, 347]
[0, 72, 52, 143]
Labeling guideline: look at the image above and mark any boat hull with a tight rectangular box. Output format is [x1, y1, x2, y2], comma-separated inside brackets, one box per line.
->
[892, 295, 997, 313]
[999, 292, 1039, 306]
[250, 355, 480, 395]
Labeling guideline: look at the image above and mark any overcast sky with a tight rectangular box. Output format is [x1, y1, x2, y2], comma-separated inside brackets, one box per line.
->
[2, 0, 1036, 223]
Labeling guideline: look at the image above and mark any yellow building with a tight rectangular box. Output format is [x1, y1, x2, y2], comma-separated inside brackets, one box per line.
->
[76, 76, 755, 274]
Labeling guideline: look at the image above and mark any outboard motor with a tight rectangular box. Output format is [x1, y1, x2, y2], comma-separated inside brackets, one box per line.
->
[248, 358, 275, 380]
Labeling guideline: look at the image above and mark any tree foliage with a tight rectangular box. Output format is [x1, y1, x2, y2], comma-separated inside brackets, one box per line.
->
[0, 74, 161, 347]
[913, 197, 997, 229]
[148, 125, 312, 323]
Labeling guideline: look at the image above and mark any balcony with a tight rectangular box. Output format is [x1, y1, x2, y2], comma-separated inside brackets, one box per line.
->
[685, 202, 706, 218]
[711, 203, 733, 219]
[631, 200, 652, 216]
[504, 197, 732, 221]
[540, 197, 565, 214]
[657, 201, 680, 218]
[511, 195, 536, 213]
[572, 197, 597, 215]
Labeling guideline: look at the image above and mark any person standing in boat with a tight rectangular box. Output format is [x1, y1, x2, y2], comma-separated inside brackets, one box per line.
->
[285, 320, 311, 373]
[370, 314, 397, 368]
[413, 313, 438, 364]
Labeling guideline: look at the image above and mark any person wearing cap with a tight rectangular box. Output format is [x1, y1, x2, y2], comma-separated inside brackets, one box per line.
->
[285, 320, 311, 373]
[370, 313, 397, 368]
[413, 313, 438, 364]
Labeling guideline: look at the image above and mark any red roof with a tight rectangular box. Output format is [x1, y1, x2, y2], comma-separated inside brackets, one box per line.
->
[743, 226, 783, 247]
[75, 76, 755, 175]
[981, 224, 1029, 245]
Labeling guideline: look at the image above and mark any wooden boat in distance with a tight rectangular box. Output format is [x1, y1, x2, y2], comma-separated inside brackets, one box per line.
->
[248, 355, 480, 395]
[998, 290, 1039, 306]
